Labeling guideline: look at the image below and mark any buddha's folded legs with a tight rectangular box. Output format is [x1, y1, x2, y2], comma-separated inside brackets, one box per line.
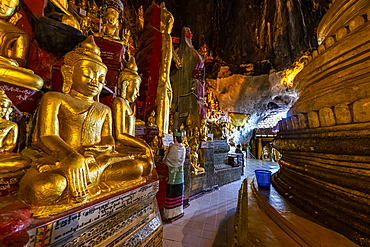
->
[19, 168, 68, 205]
[19, 153, 151, 205]
[0, 60, 44, 90]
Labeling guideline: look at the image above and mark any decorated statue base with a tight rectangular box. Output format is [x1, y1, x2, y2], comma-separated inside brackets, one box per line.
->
[25, 180, 162, 247]
[188, 140, 242, 196]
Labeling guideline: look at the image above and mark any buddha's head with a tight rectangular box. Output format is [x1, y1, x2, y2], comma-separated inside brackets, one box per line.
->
[201, 118, 206, 125]
[119, 56, 141, 103]
[191, 141, 198, 151]
[0, 0, 19, 18]
[194, 127, 199, 138]
[179, 123, 185, 131]
[0, 89, 12, 120]
[160, 2, 174, 34]
[186, 115, 192, 127]
[62, 36, 107, 100]
[152, 136, 158, 146]
[105, 0, 123, 26]
[106, 7, 119, 26]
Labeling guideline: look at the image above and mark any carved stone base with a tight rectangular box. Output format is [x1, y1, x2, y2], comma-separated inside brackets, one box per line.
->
[189, 143, 241, 197]
[25, 181, 162, 247]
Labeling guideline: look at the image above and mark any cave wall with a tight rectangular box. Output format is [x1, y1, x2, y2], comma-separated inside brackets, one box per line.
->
[128, 0, 330, 71]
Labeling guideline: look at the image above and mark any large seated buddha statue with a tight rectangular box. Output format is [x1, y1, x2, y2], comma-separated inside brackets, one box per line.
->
[19, 36, 153, 206]
[0, 0, 43, 90]
[112, 56, 154, 167]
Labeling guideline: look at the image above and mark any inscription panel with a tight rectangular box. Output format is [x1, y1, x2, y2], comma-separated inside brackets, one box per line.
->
[26, 181, 159, 247]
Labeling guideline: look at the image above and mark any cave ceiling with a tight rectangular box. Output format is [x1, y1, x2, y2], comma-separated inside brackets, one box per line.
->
[123, 0, 331, 72]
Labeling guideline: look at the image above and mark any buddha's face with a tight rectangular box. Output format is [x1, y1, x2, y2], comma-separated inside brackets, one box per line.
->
[0, 101, 11, 119]
[0, 0, 18, 18]
[71, 60, 107, 98]
[186, 117, 192, 127]
[106, 8, 119, 26]
[191, 143, 197, 151]
[194, 127, 199, 138]
[126, 77, 141, 103]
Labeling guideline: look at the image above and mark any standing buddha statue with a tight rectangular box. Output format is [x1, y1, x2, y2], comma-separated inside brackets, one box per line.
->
[156, 2, 174, 137]
[0, 0, 43, 90]
[200, 117, 208, 141]
[179, 123, 188, 148]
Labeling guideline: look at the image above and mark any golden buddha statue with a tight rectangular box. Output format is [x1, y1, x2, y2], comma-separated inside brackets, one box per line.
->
[49, 0, 81, 31]
[122, 28, 131, 47]
[88, 0, 100, 18]
[179, 123, 189, 148]
[200, 118, 208, 141]
[185, 115, 193, 139]
[0, 0, 43, 90]
[19, 36, 153, 207]
[94, 0, 123, 43]
[112, 56, 154, 165]
[0, 89, 30, 162]
[193, 126, 200, 142]
[0, 89, 17, 153]
[150, 136, 160, 162]
[80, 16, 93, 36]
[146, 110, 157, 128]
[79, 0, 88, 10]
[156, 2, 174, 137]
[190, 141, 204, 175]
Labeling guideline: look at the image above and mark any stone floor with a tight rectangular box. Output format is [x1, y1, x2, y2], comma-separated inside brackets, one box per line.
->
[162, 159, 358, 247]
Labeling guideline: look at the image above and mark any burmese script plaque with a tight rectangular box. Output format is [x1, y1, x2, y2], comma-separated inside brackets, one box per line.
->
[26, 181, 160, 247]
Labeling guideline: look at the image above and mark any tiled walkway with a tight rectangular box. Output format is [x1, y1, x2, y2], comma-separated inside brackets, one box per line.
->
[162, 158, 358, 247]
[163, 158, 279, 247]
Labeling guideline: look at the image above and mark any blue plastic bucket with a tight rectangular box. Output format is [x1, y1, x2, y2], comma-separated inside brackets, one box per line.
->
[254, 170, 272, 187]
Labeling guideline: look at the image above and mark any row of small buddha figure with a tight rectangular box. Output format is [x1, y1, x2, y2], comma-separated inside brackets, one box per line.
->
[0, 0, 126, 92]
[178, 115, 209, 175]
[48, 0, 129, 44]
[0, 35, 154, 208]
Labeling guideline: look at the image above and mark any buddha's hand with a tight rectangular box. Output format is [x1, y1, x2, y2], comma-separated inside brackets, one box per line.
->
[142, 142, 154, 158]
[59, 152, 90, 202]
[84, 145, 113, 156]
